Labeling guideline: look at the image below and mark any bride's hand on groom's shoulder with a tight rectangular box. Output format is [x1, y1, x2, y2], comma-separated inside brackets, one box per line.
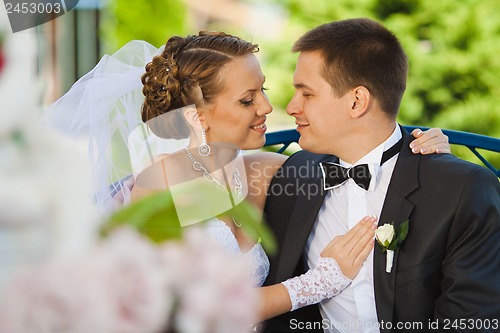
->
[320, 216, 377, 279]
[410, 127, 451, 154]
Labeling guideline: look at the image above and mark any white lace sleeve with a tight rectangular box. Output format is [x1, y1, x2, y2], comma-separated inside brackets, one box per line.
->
[281, 257, 352, 311]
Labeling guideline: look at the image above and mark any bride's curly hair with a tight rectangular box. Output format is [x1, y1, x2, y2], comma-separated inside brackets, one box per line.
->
[141, 31, 259, 123]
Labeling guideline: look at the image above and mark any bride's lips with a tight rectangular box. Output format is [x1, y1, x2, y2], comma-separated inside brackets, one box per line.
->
[250, 119, 267, 134]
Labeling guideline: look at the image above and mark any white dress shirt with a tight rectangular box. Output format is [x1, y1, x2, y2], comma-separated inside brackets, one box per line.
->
[305, 125, 402, 333]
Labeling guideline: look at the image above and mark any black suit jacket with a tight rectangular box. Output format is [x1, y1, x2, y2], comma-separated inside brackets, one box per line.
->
[263, 128, 500, 333]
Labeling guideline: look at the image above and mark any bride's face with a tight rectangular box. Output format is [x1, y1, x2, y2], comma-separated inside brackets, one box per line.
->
[203, 54, 272, 150]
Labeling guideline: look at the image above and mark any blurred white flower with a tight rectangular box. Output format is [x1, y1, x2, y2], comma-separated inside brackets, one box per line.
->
[0, 227, 259, 333]
[168, 228, 258, 333]
[0, 23, 40, 136]
[0, 26, 99, 292]
[0, 229, 171, 333]
[93, 228, 173, 333]
[0, 128, 100, 291]
[0, 261, 114, 333]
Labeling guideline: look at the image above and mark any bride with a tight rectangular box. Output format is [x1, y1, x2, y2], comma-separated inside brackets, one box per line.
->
[43, 31, 449, 321]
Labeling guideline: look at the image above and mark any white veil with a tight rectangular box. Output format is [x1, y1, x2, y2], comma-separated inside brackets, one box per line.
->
[41, 41, 163, 212]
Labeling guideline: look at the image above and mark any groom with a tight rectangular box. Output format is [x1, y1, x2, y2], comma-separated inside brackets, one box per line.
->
[263, 18, 500, 332]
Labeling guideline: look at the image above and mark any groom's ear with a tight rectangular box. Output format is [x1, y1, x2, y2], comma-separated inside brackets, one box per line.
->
[349, 86, 370, 118]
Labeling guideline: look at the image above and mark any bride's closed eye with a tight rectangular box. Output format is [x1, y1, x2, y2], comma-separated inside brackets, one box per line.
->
[240, 99, 254, 106]
[239, 87, 269, 107]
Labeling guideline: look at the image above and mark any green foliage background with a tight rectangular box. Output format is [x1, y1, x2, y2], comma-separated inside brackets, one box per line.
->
[103, 0, 500, 166]
[101, 0, 188, 52]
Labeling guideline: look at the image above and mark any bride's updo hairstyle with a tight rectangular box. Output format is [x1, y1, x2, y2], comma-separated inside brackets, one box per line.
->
[141, 31, 259, 123]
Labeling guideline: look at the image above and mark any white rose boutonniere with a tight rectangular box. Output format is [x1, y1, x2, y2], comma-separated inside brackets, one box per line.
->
[374, 221, 409, 273]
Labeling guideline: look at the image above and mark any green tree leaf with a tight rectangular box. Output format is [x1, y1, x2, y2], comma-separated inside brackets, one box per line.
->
[100, 191, 182, 243]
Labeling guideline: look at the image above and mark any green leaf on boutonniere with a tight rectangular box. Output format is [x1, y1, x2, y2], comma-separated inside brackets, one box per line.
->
[396, 220, 409, 245]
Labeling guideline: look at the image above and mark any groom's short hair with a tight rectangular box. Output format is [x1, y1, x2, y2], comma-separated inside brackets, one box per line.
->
[292, 18, 408, 118]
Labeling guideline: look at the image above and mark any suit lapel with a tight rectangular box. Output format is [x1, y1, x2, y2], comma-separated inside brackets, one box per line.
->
[275, 155, 337, 282]
[374, 127, 420, 331]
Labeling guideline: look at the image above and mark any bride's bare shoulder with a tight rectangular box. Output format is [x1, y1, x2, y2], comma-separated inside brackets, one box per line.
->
[130, 160, 170, 202]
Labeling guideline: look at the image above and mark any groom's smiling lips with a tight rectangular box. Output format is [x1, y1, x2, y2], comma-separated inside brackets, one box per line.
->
[295, 122, 309, 131]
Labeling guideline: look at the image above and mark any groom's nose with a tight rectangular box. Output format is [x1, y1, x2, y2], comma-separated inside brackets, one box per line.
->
[286, 93, 301, 116]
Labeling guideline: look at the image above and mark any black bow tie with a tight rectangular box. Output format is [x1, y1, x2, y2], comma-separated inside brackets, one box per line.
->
[320, 138, 403, 190]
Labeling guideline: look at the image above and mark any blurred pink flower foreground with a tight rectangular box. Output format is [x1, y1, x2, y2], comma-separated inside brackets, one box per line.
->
[0, 228, 259, 333]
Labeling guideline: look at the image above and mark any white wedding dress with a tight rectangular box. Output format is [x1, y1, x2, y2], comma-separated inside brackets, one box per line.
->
[203, 218, 270, 287]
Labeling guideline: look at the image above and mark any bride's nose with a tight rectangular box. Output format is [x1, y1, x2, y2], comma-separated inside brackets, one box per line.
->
[257, 98, 273, 116]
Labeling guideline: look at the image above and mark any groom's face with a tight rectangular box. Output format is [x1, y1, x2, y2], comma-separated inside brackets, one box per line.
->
[286, 51, 354, 155]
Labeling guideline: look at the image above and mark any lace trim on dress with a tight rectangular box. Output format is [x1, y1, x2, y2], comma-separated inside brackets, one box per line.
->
[281, 257, 352, 311]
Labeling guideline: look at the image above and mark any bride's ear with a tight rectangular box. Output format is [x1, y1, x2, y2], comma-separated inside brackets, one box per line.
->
[184, 105, 206, 130]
